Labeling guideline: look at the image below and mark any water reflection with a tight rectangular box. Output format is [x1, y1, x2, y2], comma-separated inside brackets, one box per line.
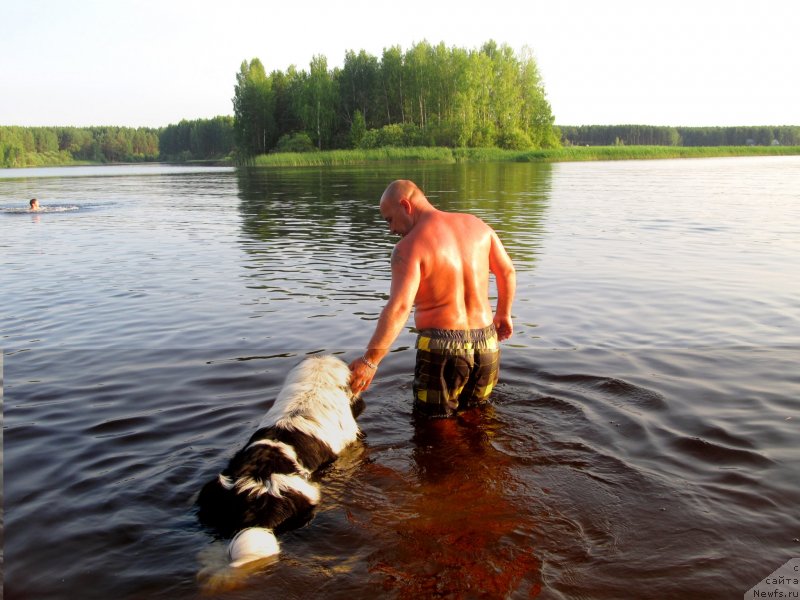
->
[235, 168, 396, 324]
[235, 162, 551, 274]
[236, 167, 390, 252]
[233, 164, 551, 344]
[4, 159, 799, 598]
[367, 407, 542, 597]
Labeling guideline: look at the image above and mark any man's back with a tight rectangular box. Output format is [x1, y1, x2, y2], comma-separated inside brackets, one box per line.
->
[400, 210, 494, 331]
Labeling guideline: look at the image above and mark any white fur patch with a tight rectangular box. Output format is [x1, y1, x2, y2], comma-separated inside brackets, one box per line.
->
[229, 527, 280, 566]
[257, 355, 360, 455]
[235, 473, 320, 504]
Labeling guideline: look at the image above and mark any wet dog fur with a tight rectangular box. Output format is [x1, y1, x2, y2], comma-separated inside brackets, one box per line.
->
[197, 355, 364, 566]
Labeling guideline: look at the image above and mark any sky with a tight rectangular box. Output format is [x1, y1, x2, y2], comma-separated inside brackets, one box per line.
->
[1, 0, 798, 128]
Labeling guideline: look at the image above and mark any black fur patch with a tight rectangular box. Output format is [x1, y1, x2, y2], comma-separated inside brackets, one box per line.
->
[351, 396, 366, 420]
[197, 476, 315, 538]
[247, 426, 337, 472]
[227, 442, 297, 480]
[197, 429, 334, 538]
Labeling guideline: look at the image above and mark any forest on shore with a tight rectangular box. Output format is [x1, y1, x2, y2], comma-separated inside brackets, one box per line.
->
[3, 121, 797, 168]
[559, 125, 800, 147]
[2, 39, 798, 168]
[0, 119, 232, 168]
[1, 125, 161, 167]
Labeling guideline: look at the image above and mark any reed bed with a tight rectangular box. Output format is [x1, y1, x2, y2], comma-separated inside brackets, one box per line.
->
[248, 145, 800, 167]
[250, 147, 455, 167]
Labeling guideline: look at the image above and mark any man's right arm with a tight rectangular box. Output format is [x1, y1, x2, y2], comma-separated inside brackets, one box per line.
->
[349, 244, 420, 392]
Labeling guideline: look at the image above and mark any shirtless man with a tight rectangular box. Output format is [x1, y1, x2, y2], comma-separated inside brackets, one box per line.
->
[29, 199, 41, 211]
[349, 180, 516, 417]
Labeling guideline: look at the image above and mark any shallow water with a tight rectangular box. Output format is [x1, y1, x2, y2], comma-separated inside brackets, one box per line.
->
[2, 159, 799, 599]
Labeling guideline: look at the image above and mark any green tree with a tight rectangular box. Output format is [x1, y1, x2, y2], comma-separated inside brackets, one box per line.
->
[275, 132, 315, 153]
[403, 41, 433, 128]
[466, 49, 496, 145]
[271, 67, 303, 143]
[350, 109, 366, 148]
[33, 128, 59, 153]
[233, 59, 276, 156]
[339, 50, 381, 128]
[517, 46, 558, 148]
[298, 55, 338, 150]
[380, 45, 405, 125]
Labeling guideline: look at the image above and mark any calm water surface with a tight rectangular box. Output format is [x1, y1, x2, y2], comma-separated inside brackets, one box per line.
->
[2, 158, 799, 599]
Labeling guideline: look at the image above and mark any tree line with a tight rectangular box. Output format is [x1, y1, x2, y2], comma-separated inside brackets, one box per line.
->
[559, 125, 800, 147]
[0, 125, 161, 167]
[232, 40, 561, 157]
[158, 116, 235, 161]
[0, 119, 237, 167]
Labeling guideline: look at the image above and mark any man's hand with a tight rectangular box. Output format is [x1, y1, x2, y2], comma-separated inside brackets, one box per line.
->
[494, 315, 513, 341]
[348, 356, 377, 394]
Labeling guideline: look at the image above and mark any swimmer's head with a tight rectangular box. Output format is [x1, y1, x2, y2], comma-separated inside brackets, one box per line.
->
[30, 199, 40, 211]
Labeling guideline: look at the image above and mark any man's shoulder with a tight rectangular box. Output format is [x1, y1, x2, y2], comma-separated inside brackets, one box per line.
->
[451, 212, 494, 239]
[392, 236, 419, 258]
[430, 210, 489, 230]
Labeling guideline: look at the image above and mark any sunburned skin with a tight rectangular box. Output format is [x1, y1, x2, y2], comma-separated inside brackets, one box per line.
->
[390, 209, 497, 331]
[349, 179, 515, 394]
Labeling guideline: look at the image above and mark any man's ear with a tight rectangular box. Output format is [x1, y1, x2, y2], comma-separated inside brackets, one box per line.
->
[399, 197, 412, 213]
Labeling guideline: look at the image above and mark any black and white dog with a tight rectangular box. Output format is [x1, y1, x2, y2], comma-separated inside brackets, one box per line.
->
[197, 355, 364, 567]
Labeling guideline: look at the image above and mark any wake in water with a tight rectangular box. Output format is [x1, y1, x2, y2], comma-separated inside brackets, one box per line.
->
[1, 205, 80, 214]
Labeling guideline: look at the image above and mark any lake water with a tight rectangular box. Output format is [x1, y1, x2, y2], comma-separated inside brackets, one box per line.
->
[2, 158, 798, 599]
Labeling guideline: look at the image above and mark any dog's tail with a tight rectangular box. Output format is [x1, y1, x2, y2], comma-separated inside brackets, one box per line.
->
[228, 527, 280, 567]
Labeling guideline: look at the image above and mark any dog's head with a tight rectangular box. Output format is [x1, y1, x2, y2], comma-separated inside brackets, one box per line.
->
[288, 355, 365, 418]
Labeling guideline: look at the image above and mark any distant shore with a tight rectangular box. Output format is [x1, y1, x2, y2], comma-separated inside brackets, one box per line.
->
[3, 146, 798, 169]
[0, 157, 234, 170]
[245, 145, 800, 166]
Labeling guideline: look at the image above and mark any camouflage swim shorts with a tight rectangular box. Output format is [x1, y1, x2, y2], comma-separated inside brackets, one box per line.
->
[412, 324, 500, 418]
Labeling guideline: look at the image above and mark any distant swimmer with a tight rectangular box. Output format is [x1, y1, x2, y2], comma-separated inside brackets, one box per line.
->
[29, 199, 41, 212]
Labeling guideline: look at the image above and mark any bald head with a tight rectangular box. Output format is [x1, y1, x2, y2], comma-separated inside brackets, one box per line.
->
[379, 180, 434, 237]
[381, 179, 417, 202]
[380, 180, 431, 211]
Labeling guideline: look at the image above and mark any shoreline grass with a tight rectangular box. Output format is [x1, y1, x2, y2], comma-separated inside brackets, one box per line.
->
[1, 156, 233, 170]
[5, 145, 798, 170]
[516, 145, 800, 162]
[1, 150, 95, 169]
[246, 145, 800, 167]
[248, 146, 455, 167]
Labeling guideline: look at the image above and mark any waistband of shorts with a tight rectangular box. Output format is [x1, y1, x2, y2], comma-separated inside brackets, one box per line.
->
[414, 324, 497, 345]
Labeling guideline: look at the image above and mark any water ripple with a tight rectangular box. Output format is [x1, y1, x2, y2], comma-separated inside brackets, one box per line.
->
[3, 160, 800, 599]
